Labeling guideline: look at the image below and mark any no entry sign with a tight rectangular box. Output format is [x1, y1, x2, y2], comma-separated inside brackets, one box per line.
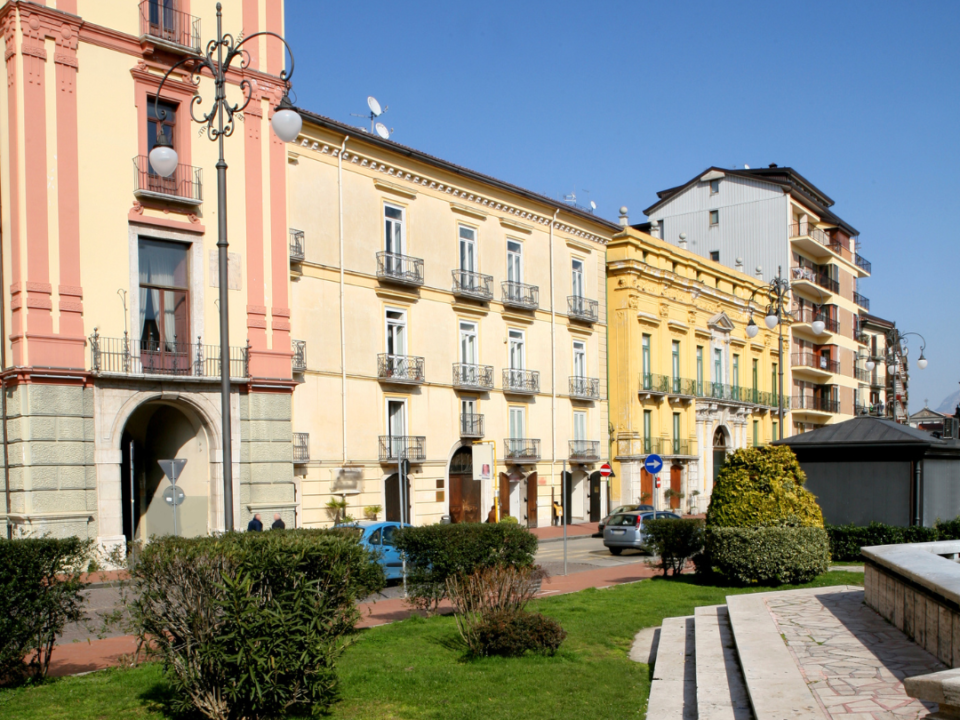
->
[599, 463, 612, 478]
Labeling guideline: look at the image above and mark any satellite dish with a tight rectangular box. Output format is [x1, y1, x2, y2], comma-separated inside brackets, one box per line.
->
[744, 164, 751, 169]
[367, 96, 382, 116]
[375, 122, 390, 139]
[590, 201, 597, 210]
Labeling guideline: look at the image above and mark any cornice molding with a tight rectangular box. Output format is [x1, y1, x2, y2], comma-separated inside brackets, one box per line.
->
[450, 202, 487, 220]
[500, 217, 533, 234]
[373, 178, 417, 199]
[565, 238, 593, 254]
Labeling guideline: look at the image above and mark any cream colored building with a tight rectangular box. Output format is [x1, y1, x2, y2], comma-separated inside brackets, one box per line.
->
[287, 112, 616, 528]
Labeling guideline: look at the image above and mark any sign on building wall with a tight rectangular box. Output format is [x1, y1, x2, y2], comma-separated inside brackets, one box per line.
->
[332, 468, 363, 494]
[473, 444, 493, 484]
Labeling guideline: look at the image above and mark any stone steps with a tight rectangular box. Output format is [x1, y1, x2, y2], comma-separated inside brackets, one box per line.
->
[694, 605, 752, 720]
[647, 614, 697, 719]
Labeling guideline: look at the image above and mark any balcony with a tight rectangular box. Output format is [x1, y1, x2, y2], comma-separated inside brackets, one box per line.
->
[504, 438, 541, 462]
[289, 229, 305, 263]
[379, 435, 426, 462]
[855, 253, 872, 274]
[138, 0, 201, 53]
[377, 354, 425, 384]
[855, 367, 871, 383]
[568, 296, 599, 323]
[856, 332, 870, 345]
[292, 339, 306, 373]
[639, 372, 670, 396]
[377, 251, 424, 287]
[789, 222, 832, 253]
[615, 436, 662, 458]
[503, 368, 539, 395]
[133, 156, 201, 205]
[452, 269, 493, 301]
[854, 292, 870, 311]
[501, 281, 539, 310]
[791, 352, 840, 375]
[569, 440, 600, 462]
[790, 265, 839, 294]
[669, 377, 699, 398]
[89, 332, 248, 379]
[664, 438, 696, 457]
[855, 403, 885, 418]
[569, 376, 600, 400]
[792, 395, 841, 414]
[793, 307, 840, 334]
[293, 432, 309, 464]
[460, 413, 484, 439]
[453, 363, 494, 391]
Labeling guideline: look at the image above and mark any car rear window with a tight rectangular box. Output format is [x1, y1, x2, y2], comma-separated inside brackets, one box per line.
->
[608, 514, 638, 526]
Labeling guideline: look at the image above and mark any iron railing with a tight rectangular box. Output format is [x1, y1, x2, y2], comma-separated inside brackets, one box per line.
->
[615, 436, 663, 457]
[378, 435, 426, 462]
[452, 269, 493, 300]
[453, 363, 494, 390]
[133, 155, 202, 203]
[289, 229, 305, 262]
[669, 377, 699, 396]
[460, 413, 484, 438]
[790, 265, 839, 294]
[377, 354, 425, 383]
[855, 367, 871, 383]
[793, 307, 840, 333]
[569, 376, 600, 399]
[293, 432, 309, 463]
[788, 222, 831, 247]
[139, 0, 201, 52]
[569, 440, 600, 461]
[504, 438, 541, 462]
[792, 395, 841, 414]
[855, 254, 872, 274]
[665, 438, 695, 456]
[856, 332, 870, 345]
[377, 251, 424, 287]
[501, 281, 539, 310]
[568, 295, 599, 323]
[89, 332, 248, 378]
[292, 339, 306, 372]
[791, 352, 840, 374]
[503, 368, 539, 394]
[640, 373, 670, 394]
[855, 403, 885, 417]
[853, 291, 870, 310]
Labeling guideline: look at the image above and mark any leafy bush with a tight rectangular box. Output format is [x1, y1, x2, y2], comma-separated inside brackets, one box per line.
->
[131, 529, 384, 720]
[0, 536, 91, 685]
[707, 445, 823, 529]
[826, 520, 960, 561]
[643, 519, 704, 577]
[394, 523, 537, 611]
[703, 526, 829, 585]
[473, 610, 566, 657]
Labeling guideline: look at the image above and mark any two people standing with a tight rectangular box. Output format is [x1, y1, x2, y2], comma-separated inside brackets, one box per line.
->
[246, 513, 286, 532]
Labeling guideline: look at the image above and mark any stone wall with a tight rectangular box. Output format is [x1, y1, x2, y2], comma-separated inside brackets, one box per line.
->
[239, 392, 297, 528]
[2, 383, 97, 539]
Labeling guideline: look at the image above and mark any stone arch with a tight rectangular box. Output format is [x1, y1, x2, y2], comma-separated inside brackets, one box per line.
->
[109, 389, 222, 457]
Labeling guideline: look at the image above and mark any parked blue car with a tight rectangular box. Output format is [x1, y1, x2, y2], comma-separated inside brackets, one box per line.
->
[336, 520, 411, 581]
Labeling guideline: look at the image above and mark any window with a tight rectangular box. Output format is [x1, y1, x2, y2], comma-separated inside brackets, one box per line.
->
[671, 341, 680, 391]
[752, 359, 759, 393]
[147, 98, 177, 156]
[386, 399, 407, 456]
[672, 413, 681, 453]
[714, 348, 723, 384]
[459, 321, 477, 364]
[147, 0, 177, 39]
[642, 334, 651, 378]
[573, 340, 586, 378]
[732, 355, 740, 388]
[753, 420, 759, 447]
[710, 251, 720, 262]
[385, 309, 406, 356]
[574, 411, 587, 441]
[772, 363, 778, 399]
[696, 346, 703, 394]
[459, 225, 476, 273]
[139, 239, 189, 352]
[507, 240, 523, 283]
[709, 209, 719, 226]
[772, 421, 779, 441]
[461, 398, 476, 416]
[643, 410, 652, 446]
[509, 406, 524, 439]
[508, 329, 525, 370]
[384, 205, 404, 255]
[571, 258, 584, 298]
[710, 179, 720, 194]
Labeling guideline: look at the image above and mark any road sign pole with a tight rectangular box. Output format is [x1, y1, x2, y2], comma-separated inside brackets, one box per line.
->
[562, 460, 567, 576]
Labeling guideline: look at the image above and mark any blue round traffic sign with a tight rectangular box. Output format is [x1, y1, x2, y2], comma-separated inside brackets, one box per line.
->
[644, 454, 663, 475]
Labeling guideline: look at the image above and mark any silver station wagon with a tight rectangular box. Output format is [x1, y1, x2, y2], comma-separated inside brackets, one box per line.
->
[602, 510, 681, 555]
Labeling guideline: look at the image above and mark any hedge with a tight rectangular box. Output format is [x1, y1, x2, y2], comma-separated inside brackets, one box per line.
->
[702, 526, 830, 585]
[0, 536, 91, 685]
[643, 518, 704, 576]
[394, 523, 538, 610]
[827, 519, 960, 562]
[131, 529, 384, 720]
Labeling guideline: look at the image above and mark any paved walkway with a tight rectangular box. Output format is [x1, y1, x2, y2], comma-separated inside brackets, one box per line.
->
[530, 521, 599, 542]
[767, 589, 944, 719]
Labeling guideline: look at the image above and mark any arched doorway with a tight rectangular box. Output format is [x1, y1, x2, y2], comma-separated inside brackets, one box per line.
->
[120, 402, 210, 541]
[712, 427, 729, 485]
[384, 473, 411, 523]
[448, 446, 481, 523]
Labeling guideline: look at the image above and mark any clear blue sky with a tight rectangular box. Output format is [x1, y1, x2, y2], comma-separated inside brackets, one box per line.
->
[285, 0, 960, 412]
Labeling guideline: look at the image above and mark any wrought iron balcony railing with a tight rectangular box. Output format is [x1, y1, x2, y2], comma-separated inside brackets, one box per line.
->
[379, 435, 426, 462]
[568, 295, 599, 323]
[133, 155, 202, 204]
[569, 440, 600, 462]
[853, 291, 870, 310]
[665, 438, 696, 456]
[788, 222, 832, 247]
[139, 0, 201, 52]
[793, 307, 839, 333]
[453, 363, 494, 390]
[293, 432, 309, 463]
[855, 403, 885, 417]
[460, 413, 484, 438]
[669, 377, 699, 396]
[501, 281, 539, 310]
[452, 269, 493, 300]
[377, 251, 424, 287]
[791, 352, 840, 374]
[855, 367, 871, 383]
[792, 395, 841, 414]
[292, 339, 306, 372]
[504, 438, 541, 462]
[640, 373, 670, 394]
[89, 331, 248, 379]
[503, 368, 539, 394]
[569, 376, 600, 400]
[377, 353, 425, 384]
[289, 229, 305, 262]
[615, 436, 663, 457]
[855, 254, 872, 274]
[856, 332, 870, 345]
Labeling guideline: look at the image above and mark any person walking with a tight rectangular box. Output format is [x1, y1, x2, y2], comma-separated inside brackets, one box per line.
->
[247, 513, 263, 532]
[552, 500, 562, 526]
[271, 513, 286, 530]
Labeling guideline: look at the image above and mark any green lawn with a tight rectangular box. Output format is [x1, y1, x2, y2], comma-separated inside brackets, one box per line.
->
[0, 572, 864, 720]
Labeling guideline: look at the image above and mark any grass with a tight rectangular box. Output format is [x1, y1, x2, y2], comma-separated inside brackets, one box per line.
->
[0, 571, 864, 720]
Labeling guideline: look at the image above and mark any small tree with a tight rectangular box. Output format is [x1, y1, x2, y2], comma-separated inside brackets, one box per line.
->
[326, 497, 349, 525]
[643, 519, 703, 577]
[364, 504, 382, 521]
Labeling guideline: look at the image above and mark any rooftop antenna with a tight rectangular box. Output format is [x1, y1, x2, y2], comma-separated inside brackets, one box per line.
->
[590, 201, 597, 213]
[351, 95, 388, 133]
[374, 122, 393, 140]
[563, 189, 577, 205]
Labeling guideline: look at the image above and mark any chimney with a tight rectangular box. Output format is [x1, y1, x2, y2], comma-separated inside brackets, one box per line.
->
[755, 266, 763, 279]
[618, 206, 629, 227]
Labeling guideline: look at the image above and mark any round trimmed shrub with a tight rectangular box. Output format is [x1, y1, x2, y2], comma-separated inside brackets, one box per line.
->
[705, 526, 830, 584]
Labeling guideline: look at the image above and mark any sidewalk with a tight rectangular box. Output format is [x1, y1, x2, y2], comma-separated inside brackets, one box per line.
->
[47, 558, 664, 678]
[530, 521, 599, 542]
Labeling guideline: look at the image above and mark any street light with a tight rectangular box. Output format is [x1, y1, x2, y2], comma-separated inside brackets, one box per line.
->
[149, 3, 299, 532]
[747, 266, 791, 440]
[878, 330, 928, 422]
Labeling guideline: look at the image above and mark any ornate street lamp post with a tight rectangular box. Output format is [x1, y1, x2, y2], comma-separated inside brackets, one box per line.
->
[745, 267, 792, 440]
[865, 330, 927, 422]
[148, 4, 301, 531]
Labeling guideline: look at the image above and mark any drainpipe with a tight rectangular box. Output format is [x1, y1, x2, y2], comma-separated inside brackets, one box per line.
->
[914, 459, 922, 527]
[338, 136, 349, 464]
[549, 209, 559, 511]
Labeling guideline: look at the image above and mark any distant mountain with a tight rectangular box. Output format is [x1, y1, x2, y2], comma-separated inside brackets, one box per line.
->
[936, 389, 960, 415]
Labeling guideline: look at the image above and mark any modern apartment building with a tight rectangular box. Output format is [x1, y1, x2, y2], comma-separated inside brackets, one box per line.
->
[643, 165, 872, 434]
[286, 112, 615, 529]
[606, 218, 785, 514]
[858, 314, 909, 423]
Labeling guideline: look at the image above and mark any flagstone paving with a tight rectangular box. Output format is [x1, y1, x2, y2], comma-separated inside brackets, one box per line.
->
[766, 589, 946, 719]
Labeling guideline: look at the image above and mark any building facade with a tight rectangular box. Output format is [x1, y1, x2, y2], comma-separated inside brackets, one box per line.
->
[286, 112, 616, 529]
[857, 313, 911, 422]
[0, 0, 297, 545]
[643, 165, 873, 435]
[606, 217, 786, 514]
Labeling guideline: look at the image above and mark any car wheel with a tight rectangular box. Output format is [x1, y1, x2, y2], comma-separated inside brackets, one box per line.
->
[609, 547, 623, 556]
